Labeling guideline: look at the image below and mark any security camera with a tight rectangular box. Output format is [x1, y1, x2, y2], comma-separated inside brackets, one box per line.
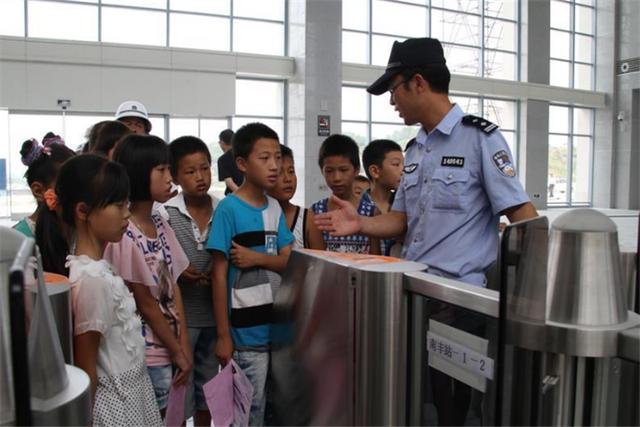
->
[57, 99, 71, 110]
[617, 111, 625, 122]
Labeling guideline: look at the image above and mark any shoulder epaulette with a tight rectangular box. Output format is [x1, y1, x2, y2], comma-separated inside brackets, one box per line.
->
[405, 138, 417, 152]
[461, 115, 498, 134]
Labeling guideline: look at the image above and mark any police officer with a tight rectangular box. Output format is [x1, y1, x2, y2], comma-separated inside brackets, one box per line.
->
[315, 37, 537, 286]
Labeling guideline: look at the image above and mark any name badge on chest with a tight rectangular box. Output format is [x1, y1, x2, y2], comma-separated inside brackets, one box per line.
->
[441, 156, 465, 167]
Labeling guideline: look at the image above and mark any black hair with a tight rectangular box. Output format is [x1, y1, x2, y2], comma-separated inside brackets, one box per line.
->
[20, 140, 75, 186]
[362, 139, 403, 179]
[232, 122, 279, 160]
[89, 121, 131, 157]
[112, 134, 170, 202]
[280, 144, 293, 160]
[219, 129, 234, 145]
[36, 154, 130, 275]
[317, 134, 360, 170]
[84, 120, 110, 153]
[354, 175, 370, 183]
[169, 136, 212, 176]
[400, 65, 451, 94]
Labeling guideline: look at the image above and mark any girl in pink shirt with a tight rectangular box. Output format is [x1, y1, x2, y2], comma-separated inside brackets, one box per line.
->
[104, 134, 192, 413]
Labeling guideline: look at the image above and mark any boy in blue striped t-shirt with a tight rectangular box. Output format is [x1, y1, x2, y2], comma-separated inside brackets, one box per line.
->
[206, 123, 294, 426]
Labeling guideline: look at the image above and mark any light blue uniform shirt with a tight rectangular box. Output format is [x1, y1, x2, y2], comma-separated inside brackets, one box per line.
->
[392, 104, 530, 286]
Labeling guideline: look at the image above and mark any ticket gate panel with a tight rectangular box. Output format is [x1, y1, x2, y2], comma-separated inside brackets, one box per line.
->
[271, 249, 426, 426]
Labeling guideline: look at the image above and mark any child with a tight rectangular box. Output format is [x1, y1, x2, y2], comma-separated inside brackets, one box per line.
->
[362, 139, 404, 256]
[14, 134, 74, 239]
[162, 136, 218, 426]
[38, 154, 162, 426]
[268, 144, 325, 250]
[352, 175, 370, 199]
[207, 122, 294, 426]
[104, 134, 193, 413]
[311, 134, 380, 254]
[88, 120, 132, 158]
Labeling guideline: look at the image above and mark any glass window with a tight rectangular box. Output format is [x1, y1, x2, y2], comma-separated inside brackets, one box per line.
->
[233, 0, 285, 21]
[170, 13, 230, 51]
[170, 0, 230, 15]
[343, 0, 369, 31]
[102, 0, 166, 8]
[451, 95, 480, 115]
[342, 31, 369, 64]
[502, 130, 516, 160]
[484, 0, 516, 20]
[484, 19, 516, 51]
[574, 5, 594, 34]
[342, 122, 369, 148]
[573, 63, 593, 90]
[550, 1, 571, 30]
[550, 60, 571, 87]
[168, 118, 199, 142]
[484, 50, 516, 80]
[371, 93, 402, 124]
[65, 114, 112, 151]
[443, 44, 480, 76]
[372, 34, 406, 66]
[484, 99, 516, 130]
[233, 19, 284, 55]
[342, 87, 368, 122]
[574, 34, 593, 63]
[372, 0, 427, 38]
[550, 30, 571, 60]
[101, 6, 166, 46]
[571, 136, 591, 203]
[431, 0, 480, 13]
[235, 80, 284, 117]
[548, 134, 569, 204]
[28, 0, 98, 41]
[232, 117, 284, 141]
[371, 124, 417, 147]
[0, 0, 25, 37]
[432, 10, 481, 46]
[573, 107, 592, 135]
[549, 105, 569, 133]
[148, 117, 166, 139]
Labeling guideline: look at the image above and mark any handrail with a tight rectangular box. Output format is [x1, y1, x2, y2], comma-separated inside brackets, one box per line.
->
[403, 271, 500, 318]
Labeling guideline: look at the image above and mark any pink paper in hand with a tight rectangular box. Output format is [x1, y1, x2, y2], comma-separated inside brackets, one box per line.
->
[165, 381, 186, 427]
[203, 362, 234, 427]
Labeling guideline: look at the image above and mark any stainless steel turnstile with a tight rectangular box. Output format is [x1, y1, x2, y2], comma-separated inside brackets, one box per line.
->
[271, 249, 426, 425]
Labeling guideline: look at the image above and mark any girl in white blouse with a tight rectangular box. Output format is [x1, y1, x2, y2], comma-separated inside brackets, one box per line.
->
[38, 154, 162, 426]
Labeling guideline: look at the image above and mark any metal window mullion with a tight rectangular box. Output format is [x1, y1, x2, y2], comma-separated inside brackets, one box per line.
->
[367, 91, 372, 143]
[230, 0, 234, 51]
[24, 0, 28, 37]
[98, 0, 102, 42]
[567, 106, 574, 205]
[368, 0, 373, 65]
[570, 1, 576, 89]
[480, 0, 485, 77]
[165, 0, 169, 47]
[284, 0, 289, 56]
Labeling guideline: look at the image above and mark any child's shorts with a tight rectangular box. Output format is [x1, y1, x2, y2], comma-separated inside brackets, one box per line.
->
[147, 364, 172, 410]
[185, 327, 219, 416]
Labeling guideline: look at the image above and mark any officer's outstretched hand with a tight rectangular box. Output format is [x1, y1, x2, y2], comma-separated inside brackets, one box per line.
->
[314, 195, 362, 236]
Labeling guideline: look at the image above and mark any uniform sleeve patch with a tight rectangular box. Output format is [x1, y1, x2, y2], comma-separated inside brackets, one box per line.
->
[492, 150, 516, 177]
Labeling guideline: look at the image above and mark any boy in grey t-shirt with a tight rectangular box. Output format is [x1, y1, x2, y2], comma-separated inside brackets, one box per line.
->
[162, 136, 218, 426]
